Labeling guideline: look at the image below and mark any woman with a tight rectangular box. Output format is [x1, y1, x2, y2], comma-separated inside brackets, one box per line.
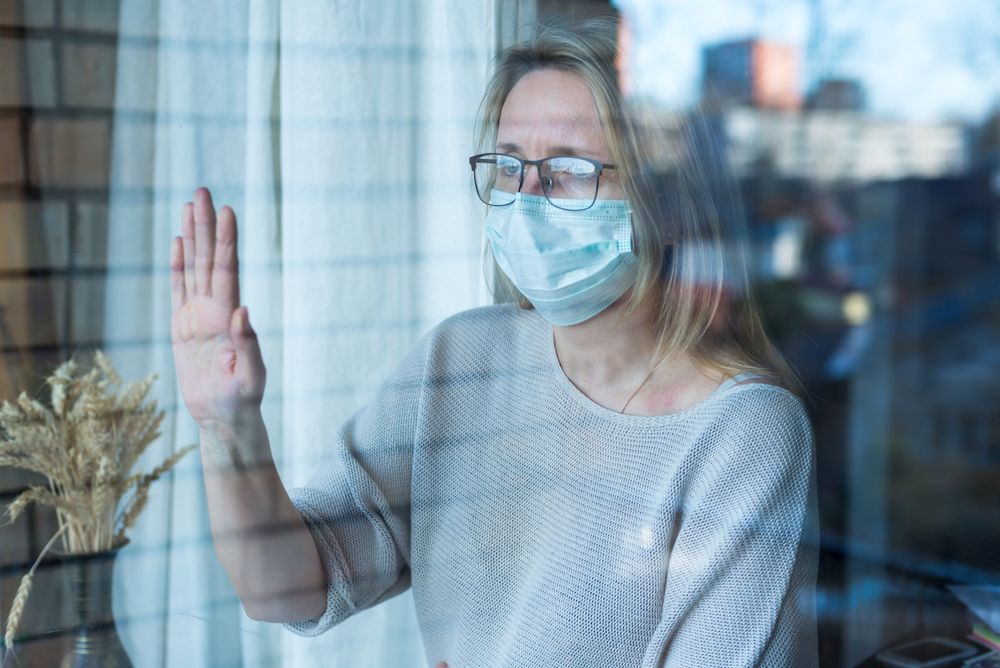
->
[170, 19, 817, 668]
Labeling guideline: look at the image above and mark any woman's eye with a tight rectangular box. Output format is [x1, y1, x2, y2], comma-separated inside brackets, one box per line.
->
[549, 158, 596, 178]
[496, 158, 520, 177]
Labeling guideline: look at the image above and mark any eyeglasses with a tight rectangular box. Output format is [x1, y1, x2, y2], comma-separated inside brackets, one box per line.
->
[468, 153, 617, 211]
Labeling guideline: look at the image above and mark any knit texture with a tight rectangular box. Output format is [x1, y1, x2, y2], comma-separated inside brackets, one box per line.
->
[283, 304, 818, 667]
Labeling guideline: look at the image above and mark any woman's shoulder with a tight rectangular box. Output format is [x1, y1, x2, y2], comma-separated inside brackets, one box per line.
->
[687, 379, 814, 463]
[381, 305, 541, 397]
[712, 380, 811, 431]
[430, 303, 543, 346]
[418, 303, 546, 366]
[677, 381, 815, 499]
[435, 303, 534, 331]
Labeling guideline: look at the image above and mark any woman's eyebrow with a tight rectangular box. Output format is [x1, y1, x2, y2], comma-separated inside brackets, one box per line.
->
[495, 141, 595, 158]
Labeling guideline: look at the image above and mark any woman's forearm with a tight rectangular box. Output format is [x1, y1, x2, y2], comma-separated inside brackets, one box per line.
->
[199, 410, 328, 623]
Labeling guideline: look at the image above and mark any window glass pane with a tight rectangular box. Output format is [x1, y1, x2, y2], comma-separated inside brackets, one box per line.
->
[613, 0, 1000, 665]
[2, 1, 998, 666]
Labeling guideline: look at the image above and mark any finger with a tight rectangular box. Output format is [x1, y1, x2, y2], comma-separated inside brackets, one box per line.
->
[181, 202, 196, 296]
[212, 205, 240, 310]
[170, 236, 186, 311]
[193, 187, 217, 296]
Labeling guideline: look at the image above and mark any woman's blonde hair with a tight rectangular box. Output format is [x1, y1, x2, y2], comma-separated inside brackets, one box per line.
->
[476, 17, 800, 393]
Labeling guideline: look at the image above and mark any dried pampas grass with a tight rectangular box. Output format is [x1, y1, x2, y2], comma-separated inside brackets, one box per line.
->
[0, 350, 197, 654]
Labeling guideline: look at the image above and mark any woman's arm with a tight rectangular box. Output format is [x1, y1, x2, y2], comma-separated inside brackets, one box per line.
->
[199, 411, 328, 623]
[643, 387, 819, 668]
[172, 188, 421, 634]
[170, 188, 327, 623]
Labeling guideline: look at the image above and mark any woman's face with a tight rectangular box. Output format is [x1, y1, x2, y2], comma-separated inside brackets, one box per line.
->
[496, 68, 623, 200]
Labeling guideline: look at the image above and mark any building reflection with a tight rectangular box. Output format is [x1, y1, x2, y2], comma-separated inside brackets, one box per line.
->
[696, 33, 1000, 665]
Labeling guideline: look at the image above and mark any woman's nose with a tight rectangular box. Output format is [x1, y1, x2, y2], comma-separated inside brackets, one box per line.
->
[521, 164, 546, 196]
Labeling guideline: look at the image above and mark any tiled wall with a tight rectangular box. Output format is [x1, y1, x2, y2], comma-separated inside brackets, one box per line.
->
[0, 0, 118, 397]
[1, 0, 121, 657]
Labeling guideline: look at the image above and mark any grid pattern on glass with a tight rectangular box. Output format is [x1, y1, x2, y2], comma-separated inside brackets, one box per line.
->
[469, 153, 616, 211]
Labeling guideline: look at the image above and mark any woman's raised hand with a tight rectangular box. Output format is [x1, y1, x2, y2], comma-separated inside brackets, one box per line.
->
[170, 188, 266, 431]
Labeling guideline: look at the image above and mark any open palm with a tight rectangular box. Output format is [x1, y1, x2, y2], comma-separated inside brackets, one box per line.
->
[170, 188, 265, 429]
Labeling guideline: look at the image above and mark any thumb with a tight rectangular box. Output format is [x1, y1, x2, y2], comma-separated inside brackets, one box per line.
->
[231, 307, 263, 363]
[230, 306, 266, 389]
[230, 306, 255, 345]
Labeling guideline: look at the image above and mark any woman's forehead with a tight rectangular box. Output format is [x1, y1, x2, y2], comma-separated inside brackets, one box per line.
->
[497, 70, 607, 154]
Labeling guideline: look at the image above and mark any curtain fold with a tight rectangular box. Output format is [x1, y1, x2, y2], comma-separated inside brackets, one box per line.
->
[105, 1, 496, 665]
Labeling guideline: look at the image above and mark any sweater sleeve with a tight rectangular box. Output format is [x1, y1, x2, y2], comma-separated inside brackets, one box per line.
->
[281, 331, 432, 637]
[643, 387, 819, 668]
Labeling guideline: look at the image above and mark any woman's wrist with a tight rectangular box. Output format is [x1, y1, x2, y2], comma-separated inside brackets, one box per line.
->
[198, 407, 272, 473]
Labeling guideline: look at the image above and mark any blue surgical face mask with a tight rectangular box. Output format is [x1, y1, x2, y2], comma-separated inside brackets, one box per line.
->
[484, 190, 638, 326]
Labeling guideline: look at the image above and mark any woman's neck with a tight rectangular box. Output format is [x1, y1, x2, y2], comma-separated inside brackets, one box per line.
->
[549, 293, 723, 415]
[551, 293, 660, 390]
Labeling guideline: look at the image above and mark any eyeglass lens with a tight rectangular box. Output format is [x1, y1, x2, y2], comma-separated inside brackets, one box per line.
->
[472, 154, 601, 211]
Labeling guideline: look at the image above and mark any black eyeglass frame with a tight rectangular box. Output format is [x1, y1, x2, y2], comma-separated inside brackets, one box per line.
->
[468, 152, 617, 211]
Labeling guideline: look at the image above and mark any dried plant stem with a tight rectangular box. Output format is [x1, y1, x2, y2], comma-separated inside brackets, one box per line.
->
[114, 443, 197, 541]
[3, 523, 69, 654]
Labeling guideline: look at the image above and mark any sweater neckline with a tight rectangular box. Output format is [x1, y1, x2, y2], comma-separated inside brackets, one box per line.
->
[530, 309, 736, 426]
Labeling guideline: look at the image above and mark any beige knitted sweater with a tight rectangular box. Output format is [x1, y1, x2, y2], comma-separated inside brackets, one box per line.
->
[283, 304, 818, 667]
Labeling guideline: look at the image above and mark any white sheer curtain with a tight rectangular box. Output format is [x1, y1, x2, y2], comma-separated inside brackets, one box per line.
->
[104, 1, 496, 665]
